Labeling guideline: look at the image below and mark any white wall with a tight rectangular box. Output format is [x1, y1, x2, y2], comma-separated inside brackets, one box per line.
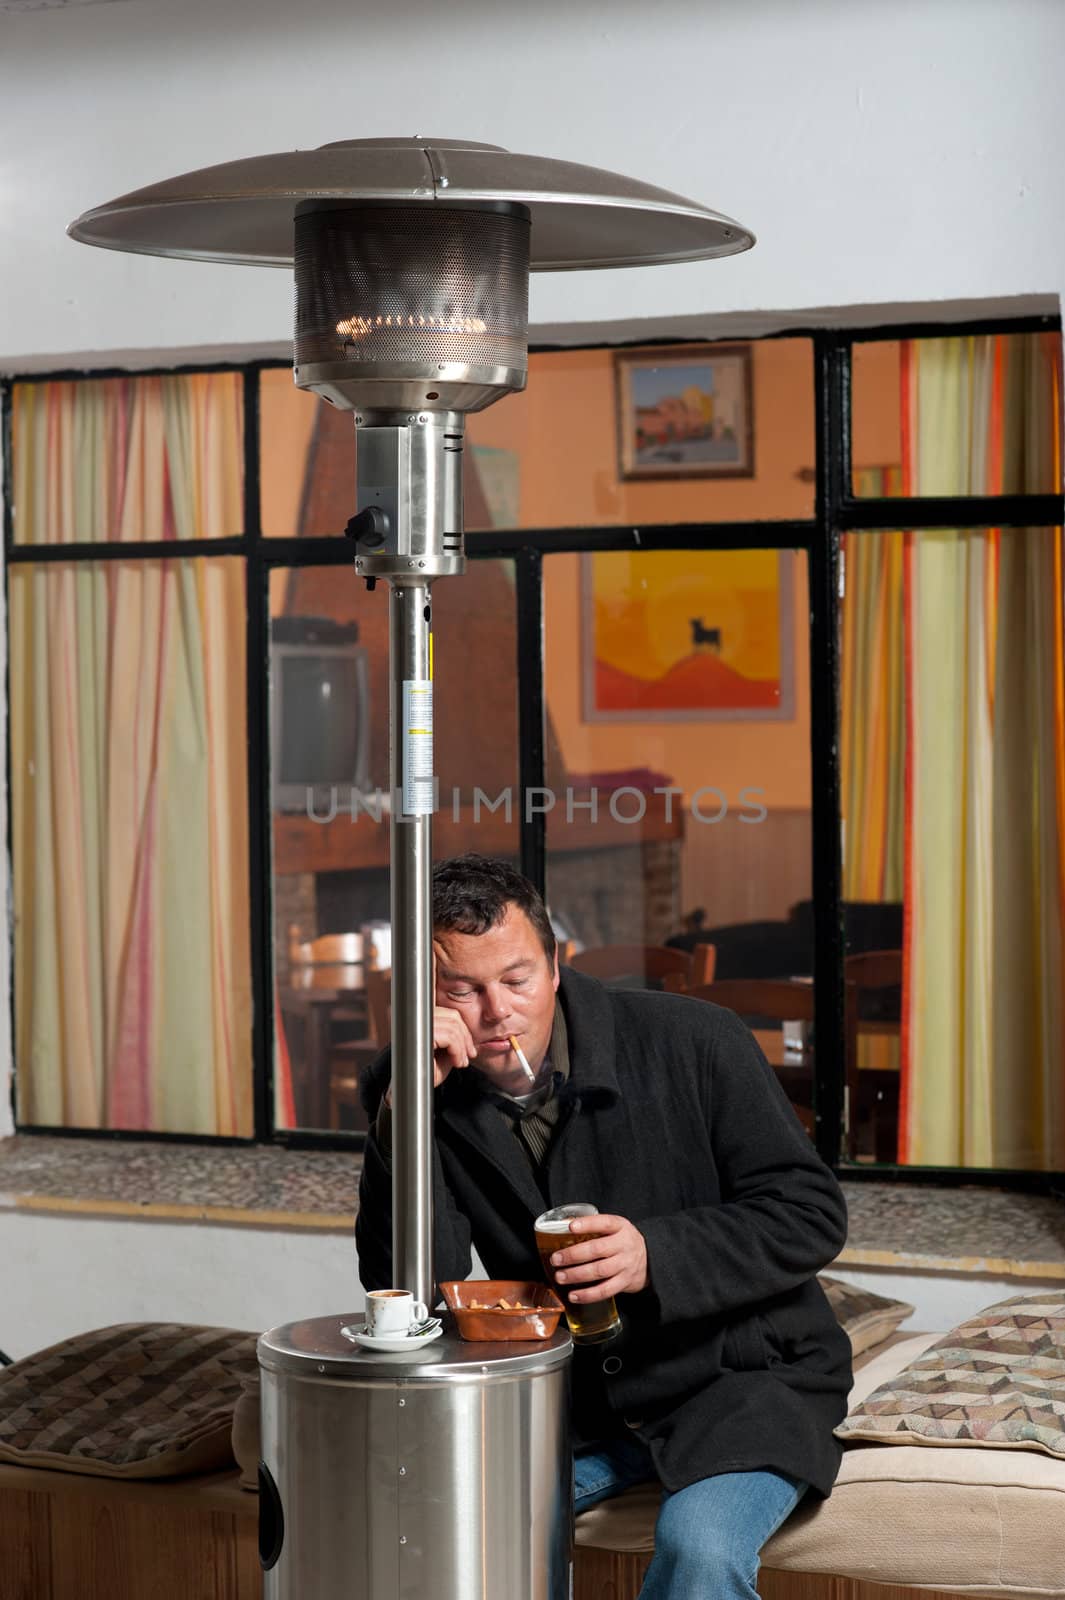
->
[2, 1202, 1052, 1362]
[0, 1210, 364, 1361]
[0, 0, 1061, 370]
[824, 1264, 1064, 1337]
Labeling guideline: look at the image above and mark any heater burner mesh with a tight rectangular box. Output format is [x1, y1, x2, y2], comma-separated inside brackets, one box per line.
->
[294, 206, 530, 376]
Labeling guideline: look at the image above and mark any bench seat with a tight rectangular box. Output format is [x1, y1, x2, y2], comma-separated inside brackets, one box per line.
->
[3, 1334, 1063, 1600]
[574, 1334, 1065, 1600]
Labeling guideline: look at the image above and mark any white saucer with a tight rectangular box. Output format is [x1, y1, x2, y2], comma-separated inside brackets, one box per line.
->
[342, 1321, 444, 1354]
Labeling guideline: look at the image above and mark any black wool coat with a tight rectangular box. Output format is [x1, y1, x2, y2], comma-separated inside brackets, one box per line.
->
[356, 967, 852, 1498]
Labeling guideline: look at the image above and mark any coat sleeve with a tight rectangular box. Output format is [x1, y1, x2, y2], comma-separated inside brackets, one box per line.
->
[637, 1005, 848, 1326]
[355, 1049, 474, 1297]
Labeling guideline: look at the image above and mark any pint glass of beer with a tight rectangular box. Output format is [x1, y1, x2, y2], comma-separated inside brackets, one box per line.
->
[534, 1203, 622, 1345]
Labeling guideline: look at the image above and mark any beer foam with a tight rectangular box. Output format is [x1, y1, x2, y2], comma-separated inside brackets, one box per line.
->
[536, 1219, 577, 1234]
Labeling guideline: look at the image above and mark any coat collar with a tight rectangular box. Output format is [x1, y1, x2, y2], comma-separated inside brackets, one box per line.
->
[554, 967, 621, 1102]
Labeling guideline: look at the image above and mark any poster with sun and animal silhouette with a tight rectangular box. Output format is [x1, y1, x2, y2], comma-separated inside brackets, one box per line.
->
[581, 550, 794, 721]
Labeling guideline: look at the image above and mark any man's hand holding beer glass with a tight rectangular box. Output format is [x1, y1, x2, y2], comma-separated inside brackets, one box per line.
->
[548, 1213, 649, 1302]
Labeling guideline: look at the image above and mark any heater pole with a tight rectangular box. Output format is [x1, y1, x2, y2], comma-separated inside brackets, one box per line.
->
[388, 577, 435, 1310]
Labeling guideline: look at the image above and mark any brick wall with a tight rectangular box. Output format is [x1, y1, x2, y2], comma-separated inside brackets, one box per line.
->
[547, 841, 681, 949]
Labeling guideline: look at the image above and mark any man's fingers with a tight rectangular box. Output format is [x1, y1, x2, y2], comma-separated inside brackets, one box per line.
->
[433, 1008, 474, 1068]
[555, 1254, 624, 1285]
[552, 1216, 650, 1299]
[569, 1273, 629, 1304]
[551, 1236, 623, 1269]
[569, 1215, 624, 1238]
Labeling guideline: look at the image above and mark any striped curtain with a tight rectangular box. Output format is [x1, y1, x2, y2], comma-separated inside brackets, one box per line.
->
[10, 375, 253, 1135]
[12, 374, 243, 544]
[901, 334, 1065, 1167]
[840, 523, 905, 900]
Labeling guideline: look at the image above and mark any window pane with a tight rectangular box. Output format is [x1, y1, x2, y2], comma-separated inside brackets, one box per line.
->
[839, 525, 1065, 1169]
[270, 555, 519, 1134]
[11, 374, 244, 545]
[466, 340, 814, 530]
[260, 368, 354, 538]
[261, 341, 814, 539]
[851, 332, 1063, 497]
[9, 558, 252, 1134]
[543, 547, 815, 1133]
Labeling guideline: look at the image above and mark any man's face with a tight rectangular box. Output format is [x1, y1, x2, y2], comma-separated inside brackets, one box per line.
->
[434, 902, 560, 1084]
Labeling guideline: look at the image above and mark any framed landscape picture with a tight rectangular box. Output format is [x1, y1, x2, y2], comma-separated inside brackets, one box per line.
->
[615, 343, 754, 480]
[581, 548, 794, 722]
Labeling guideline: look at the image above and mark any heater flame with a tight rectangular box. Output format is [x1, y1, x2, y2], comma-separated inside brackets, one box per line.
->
[335, 314, 489, 341]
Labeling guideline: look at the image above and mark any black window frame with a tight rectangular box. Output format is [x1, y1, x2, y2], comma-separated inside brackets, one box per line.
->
[3, 313, 1062, 1188]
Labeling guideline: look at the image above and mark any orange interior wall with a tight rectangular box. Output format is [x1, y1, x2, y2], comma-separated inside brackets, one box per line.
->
[261, 368, 319, 554]
[852, 340, 903, 467]
[467, 339, 816, 526]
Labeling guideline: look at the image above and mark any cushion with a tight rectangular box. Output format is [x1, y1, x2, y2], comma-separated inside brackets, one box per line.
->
[576, 1334, 1065, 1598]
[0, 1323, 259, 1480]
[836, 1291, 1065, 1458]
[819, 1274, 915, 1356]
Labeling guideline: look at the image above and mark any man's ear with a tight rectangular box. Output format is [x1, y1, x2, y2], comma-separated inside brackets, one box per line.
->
[551, 946, 561, 992]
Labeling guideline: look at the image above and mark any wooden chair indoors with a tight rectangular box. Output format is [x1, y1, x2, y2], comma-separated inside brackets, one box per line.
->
[328, 965, 393, 1132]
[686, 979, 816, 1134]
[844, 948, 903, 1163]
[283, 925, 371, 1129]
[287, 926, 367, 1002]
[566, 942, 717, 991]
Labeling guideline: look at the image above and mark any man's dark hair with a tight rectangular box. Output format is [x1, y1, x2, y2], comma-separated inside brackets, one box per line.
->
[432, 854, 556, 965]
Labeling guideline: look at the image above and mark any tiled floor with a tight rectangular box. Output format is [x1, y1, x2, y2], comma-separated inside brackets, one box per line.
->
[1, 1133, 1063, 1270]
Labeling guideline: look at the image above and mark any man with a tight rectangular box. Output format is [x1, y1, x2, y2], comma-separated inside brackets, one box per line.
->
[357, 854, 852, 1600]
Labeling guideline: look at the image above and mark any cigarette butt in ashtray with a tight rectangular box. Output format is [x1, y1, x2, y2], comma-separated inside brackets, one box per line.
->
[508, 1034, 537, 1084]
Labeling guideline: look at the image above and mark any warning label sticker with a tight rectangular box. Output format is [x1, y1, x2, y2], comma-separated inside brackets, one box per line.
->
[402, 680, 434, 815]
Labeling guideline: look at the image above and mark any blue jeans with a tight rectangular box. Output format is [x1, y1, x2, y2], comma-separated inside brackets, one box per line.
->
[574, 1437, 807, 1600]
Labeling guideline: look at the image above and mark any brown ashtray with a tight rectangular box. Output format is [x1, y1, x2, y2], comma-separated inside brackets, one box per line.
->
[440, 1279, 565, 1342]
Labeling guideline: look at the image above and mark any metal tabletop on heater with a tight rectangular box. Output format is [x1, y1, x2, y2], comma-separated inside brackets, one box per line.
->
[259, 1314, 572, 1381]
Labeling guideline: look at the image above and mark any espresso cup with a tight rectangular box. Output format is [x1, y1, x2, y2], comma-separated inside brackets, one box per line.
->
[364, 1289, 430, 1339]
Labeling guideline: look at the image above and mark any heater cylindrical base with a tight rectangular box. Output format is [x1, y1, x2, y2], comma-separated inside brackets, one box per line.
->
[259, 1318, 573, 1600]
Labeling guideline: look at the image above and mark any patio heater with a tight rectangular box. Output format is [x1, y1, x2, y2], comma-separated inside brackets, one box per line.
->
[69, 137, 753, 1599]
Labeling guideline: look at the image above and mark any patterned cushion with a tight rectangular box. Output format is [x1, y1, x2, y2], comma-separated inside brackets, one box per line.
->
[0, 1323, 259, 1479]
[836, 1292, 1065, 1457]
[819, 1274, 915, 1355]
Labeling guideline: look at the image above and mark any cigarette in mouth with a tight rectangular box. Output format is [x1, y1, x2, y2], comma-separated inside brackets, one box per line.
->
[508, 1034, 537, 1084]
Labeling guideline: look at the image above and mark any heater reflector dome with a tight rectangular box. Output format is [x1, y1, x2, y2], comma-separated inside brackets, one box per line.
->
[68, 137, 754, 271]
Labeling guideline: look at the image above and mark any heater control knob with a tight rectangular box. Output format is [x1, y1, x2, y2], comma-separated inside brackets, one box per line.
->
[344, 506, 391, 549]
